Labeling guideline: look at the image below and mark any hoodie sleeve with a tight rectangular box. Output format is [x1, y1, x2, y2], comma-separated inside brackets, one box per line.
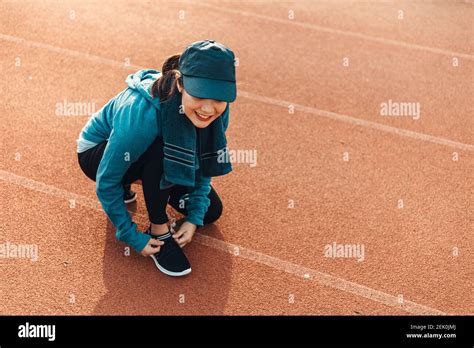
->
[95, 98, 158, 252]
[185, 105, 230, 226]
[185, 174, 212, 227]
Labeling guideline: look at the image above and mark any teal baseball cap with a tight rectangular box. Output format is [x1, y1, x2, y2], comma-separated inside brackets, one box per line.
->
[179, 40, 237, 102]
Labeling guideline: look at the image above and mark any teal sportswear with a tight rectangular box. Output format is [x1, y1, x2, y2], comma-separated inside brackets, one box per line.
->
[77, 70, 230, 253]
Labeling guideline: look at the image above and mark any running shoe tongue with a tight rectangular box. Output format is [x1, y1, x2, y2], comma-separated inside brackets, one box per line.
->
[157, 236, 181, 259]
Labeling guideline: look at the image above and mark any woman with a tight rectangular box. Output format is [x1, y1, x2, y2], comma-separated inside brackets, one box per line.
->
[76, 40, 236, 277]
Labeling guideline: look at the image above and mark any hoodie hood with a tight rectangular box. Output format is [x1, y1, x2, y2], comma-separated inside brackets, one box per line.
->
[125, 69, 162, 109]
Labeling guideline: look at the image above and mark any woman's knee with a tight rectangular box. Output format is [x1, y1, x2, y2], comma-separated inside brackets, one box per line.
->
[203, 197, 223, 225]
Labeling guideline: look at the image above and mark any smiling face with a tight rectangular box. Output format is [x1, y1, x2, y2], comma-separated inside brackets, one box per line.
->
[177, 80, 228, 128]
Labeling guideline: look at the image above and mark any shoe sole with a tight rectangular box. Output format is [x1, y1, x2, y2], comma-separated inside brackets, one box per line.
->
[150, 254, 192, 277]
[124, 194, 137, 204]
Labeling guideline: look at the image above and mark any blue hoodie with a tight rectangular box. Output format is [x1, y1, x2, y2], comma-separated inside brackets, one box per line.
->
[77, 70, 229, 252]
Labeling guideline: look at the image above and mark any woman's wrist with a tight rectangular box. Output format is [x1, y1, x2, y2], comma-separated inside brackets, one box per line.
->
[184, 220, 198, 232]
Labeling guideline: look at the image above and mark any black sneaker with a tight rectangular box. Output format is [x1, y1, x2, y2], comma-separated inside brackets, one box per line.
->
[146, 226, 192, 277]
[123, 184, 137, 204]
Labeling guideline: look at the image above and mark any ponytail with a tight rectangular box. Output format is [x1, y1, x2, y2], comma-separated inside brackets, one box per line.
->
[151, 53, 183, 102]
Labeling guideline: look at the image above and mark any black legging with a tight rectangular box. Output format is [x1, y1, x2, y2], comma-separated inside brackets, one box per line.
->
[77, 136, 223, 227]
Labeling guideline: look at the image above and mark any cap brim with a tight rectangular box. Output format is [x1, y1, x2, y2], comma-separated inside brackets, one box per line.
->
[182, 75, 236, 102]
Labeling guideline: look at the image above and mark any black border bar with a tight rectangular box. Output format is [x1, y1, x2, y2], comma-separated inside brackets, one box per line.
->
[0, 315, 472, 346]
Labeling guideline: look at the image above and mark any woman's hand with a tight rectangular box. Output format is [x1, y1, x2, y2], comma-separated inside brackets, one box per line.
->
[140, 237, 164, 257]
[173, 221, 197, 248]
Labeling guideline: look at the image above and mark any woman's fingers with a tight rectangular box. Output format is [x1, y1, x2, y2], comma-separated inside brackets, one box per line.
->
[149, 239, 164, 248]
[141, 246, 155, 257]
[146, 245, 160, 256]
[172, 228, 185, 239]
[172, 226, 195, 248]
[177, 234, 192, 248]
[139, 236, 165, 256]
[139, 238, 164, 256]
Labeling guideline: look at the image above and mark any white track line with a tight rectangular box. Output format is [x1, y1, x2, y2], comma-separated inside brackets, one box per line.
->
[2, 33, 472, 152]
[184, 0, 474, 61]
[0, 33, 143, 71]
[0, 169, 446, 315]
[239, 91, 474, 152]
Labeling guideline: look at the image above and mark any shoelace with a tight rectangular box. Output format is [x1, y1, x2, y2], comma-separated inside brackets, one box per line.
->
[170, 219, 177, 233]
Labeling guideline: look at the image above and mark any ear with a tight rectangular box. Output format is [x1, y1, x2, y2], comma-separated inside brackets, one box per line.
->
[176, 71, 183, 93]
[176, 79, 183, 93]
